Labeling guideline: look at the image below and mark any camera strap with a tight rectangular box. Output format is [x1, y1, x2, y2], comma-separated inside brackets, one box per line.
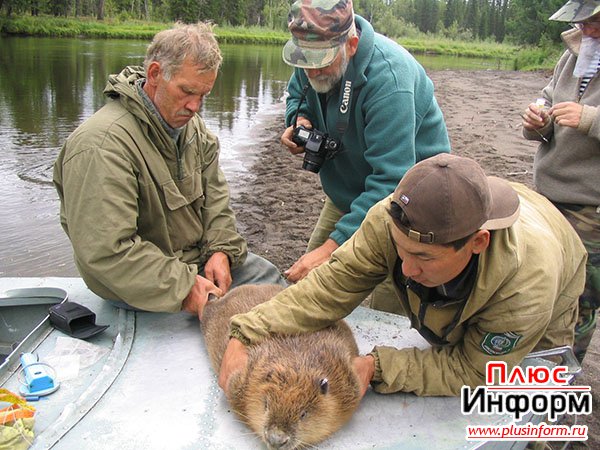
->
[334, 65, 355, 138]
[292, 61, 356, 146]
[291, 83, 310, 128]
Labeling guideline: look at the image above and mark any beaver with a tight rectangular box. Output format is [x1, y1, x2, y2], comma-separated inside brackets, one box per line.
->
[200, 284, 362, 450]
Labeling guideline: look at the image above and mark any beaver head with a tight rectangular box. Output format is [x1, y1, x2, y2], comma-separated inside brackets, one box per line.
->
[228, 333, 361, 450]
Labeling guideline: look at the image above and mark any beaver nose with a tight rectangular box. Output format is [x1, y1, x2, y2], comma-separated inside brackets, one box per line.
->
[265, 427, 290, 449]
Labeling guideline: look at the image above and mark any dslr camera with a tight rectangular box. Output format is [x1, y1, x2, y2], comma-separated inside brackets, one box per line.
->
[292, 125, 341, 173]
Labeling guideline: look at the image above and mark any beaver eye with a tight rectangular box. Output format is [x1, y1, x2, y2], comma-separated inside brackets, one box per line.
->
[300, 410, 308, 420]
[319, 378, 329, 395]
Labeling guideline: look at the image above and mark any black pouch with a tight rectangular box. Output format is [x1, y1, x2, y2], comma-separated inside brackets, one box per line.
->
[48, 302, 109, 339]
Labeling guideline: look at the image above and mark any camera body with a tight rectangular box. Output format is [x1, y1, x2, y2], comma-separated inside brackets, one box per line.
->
[292, 125, 341, 173]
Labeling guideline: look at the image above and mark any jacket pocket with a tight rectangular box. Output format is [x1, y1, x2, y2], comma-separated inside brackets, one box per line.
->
[161, 170, 204, 211]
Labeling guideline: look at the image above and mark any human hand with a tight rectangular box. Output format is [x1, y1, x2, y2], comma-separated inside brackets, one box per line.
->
[522, 102, 550, 131]
[352, 354, 375, 398]
[181, 275, 223, 318]
[281, 116, 312, 155]
[218, 338, 248, 394]
[204, 252, 232, 294]
[284, 239, 339, 282]
[550, 101, 583, 129]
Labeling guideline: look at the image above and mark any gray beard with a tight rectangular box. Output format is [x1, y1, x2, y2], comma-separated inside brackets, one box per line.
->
[306, 51, 350, 94]
[308, 74, 342, 93]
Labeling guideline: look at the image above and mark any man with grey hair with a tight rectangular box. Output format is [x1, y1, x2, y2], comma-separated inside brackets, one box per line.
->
[279, 0, 451, 314]
[522, 0, 600, 362]
[54, 23, 284, 314]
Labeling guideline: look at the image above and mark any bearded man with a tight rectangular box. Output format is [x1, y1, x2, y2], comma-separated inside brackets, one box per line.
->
[279, 0, 451, 313]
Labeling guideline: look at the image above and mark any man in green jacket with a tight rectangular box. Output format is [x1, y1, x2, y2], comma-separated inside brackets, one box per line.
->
[53, 23, 284, 313]
[280, 0, 450, 296]
[217, 154, 586, 396]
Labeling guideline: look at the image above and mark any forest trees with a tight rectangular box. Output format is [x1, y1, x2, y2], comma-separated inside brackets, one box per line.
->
[0, 0, 572, 46]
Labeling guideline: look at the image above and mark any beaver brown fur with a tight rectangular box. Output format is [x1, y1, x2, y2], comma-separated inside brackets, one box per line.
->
[200, 284, 361, 450]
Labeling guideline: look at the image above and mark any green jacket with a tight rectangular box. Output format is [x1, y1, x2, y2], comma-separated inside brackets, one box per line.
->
[53, 66, 247, 312]
[285, 15, 450, 246]
[230, 183, 586, 396]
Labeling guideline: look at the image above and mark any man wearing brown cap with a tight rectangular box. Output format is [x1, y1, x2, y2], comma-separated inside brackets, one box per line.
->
[216, 154, 586, 396]
[279, 0, 450, 299]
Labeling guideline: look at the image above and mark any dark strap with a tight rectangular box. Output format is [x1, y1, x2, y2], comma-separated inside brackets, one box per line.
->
[333, 61, 356, 138]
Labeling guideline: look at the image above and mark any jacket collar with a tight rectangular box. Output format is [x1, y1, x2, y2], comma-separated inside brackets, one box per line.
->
[405, 254, 479, 307]
[351, 15, 374, 90]
[562, 27, 583, 56]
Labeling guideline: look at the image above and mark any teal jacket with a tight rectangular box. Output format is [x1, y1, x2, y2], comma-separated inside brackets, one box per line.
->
[285, 15, 450, 245]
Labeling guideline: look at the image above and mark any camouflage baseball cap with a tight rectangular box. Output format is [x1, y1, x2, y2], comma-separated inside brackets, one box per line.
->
[282, 0, 356, 69]
[550, 0, 600, 22]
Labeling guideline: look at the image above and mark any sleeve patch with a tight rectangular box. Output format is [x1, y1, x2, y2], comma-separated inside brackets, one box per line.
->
[480, 331, 522, 356]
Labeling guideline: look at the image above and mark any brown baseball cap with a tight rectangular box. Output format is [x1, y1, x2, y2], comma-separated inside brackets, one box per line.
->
[392, 154, 520, 244]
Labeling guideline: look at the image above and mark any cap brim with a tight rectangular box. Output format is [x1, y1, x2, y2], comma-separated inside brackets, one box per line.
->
[550, 2, 600, 22]
[282, 39, 340, 69]
[481, 176, 520, 230]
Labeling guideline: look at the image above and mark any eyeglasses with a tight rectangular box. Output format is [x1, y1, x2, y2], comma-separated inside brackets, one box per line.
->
[571, 21, 600, 30]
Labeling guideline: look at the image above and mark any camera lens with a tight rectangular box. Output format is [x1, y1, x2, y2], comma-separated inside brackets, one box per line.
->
[302, 159, 322, 173]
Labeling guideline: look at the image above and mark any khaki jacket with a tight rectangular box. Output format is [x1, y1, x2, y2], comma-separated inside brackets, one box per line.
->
[53, 67, 246, 312]
[231, 183, 586, 396]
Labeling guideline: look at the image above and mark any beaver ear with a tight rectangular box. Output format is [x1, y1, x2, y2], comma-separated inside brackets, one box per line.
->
[319, 378, 329, 395]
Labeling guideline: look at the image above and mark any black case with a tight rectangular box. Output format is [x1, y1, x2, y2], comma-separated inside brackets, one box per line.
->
[48, 302, 109, 339]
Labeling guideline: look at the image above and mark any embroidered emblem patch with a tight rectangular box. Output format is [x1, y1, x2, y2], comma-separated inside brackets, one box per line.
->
[480, 332, 522, 356]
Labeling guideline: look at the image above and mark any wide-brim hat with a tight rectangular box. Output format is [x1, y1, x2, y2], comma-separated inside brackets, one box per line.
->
[550, 0, 600, 22]
[392, 154, 520, 245]
[282, 0, 355, 69]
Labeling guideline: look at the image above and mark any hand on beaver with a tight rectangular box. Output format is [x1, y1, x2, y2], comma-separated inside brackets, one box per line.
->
[218, 337, 248, 393]
[181, 274, 223, 318]
[353, 354, 376, 397]
[203, 251, 233, 293]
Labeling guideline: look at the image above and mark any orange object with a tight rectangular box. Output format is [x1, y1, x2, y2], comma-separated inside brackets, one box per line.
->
[0, 389, 36, 425]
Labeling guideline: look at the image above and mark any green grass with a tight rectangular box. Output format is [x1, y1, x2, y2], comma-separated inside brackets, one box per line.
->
[511, 45, 564, 71]
[0, 15, 289, 43]
[397, 36, 519, 60]
[0, 15, 561, 70]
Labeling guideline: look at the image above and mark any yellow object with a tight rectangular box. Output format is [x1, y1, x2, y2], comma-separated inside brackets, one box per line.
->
[0, 389, 35, 450]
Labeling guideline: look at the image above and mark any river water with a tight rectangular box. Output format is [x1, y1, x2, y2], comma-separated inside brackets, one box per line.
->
[0, 35, 509, 277]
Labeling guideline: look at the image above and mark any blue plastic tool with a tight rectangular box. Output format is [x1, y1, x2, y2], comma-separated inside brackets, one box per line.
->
[19, 352, 60, 396]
